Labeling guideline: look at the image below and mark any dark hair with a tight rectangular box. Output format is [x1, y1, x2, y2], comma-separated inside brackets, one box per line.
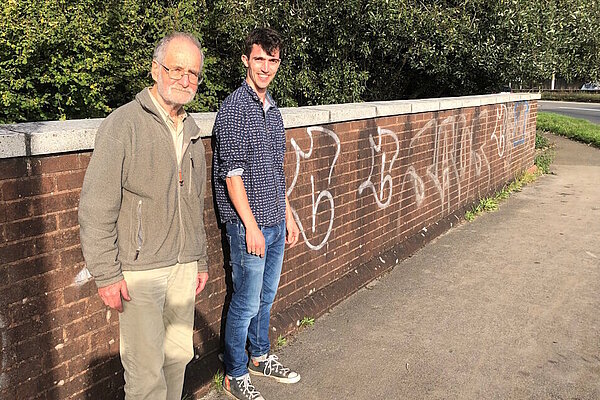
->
[244, 27, 283, 59]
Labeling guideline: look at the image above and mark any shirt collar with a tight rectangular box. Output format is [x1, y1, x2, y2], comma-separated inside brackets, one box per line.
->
[241, 80, 277, 109]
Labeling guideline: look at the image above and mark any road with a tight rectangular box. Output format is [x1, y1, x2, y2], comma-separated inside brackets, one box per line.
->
[539, 100, 600, 125]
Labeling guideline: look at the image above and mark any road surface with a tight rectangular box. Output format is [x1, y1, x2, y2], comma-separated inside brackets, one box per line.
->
[539, 100, 600, 125]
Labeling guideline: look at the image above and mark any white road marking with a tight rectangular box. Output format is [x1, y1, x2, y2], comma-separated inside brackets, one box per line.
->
[558, 106, 600, 113]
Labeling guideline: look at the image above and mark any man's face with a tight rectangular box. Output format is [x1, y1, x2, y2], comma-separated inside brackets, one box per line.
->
[242, 44, 280, 94]
[151, 38, 202, 107]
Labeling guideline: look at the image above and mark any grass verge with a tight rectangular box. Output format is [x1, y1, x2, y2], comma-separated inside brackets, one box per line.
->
[537, 112, 600, 149]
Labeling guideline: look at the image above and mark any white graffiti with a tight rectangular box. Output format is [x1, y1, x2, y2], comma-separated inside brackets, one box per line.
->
[74, 267, 93, 286]
[428, 116, 455, 213]
[474, 109, 491, 184]
[491, 101, 531, 159]
[286, 101, 532, 251]
[401, 166, 426, 207]
[491, 105, 508, 157]
[404, 106, 510, 214]
[358, 127, 400, 208]
[287, 126, 340, 250]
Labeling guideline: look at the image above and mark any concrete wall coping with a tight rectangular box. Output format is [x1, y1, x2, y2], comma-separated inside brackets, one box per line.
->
[0, 92, 540, 158]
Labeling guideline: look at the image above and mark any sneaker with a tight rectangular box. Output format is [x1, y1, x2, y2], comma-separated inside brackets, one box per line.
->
[248, 354, 301, 384]
[223, 374, 264, 400]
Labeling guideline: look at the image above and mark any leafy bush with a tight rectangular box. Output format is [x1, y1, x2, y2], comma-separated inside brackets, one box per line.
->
[541, 92, 600, 103]
[2, 0, 599, 123]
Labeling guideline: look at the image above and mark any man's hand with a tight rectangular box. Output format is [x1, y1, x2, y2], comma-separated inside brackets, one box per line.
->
[246, 225, 265, 257]
[98, 279, 131, 313]
[196, 272, 209, 295]
[286, 216, 300, 247]
[224, 176, 265, 257]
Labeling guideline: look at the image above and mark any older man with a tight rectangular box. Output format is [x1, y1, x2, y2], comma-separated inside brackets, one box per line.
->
[78, 32, 208, 400]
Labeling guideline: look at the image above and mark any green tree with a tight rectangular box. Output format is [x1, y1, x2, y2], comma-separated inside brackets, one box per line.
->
[1, 0, 599, 123]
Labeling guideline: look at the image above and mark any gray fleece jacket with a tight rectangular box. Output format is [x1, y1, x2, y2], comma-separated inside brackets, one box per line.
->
[78, 88, 208, 288]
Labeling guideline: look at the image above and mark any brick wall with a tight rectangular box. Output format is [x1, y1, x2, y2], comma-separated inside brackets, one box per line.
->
[0, 100, 537, 399]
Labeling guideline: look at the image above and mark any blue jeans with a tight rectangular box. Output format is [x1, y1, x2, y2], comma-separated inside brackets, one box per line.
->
[224, 219, 286, 378]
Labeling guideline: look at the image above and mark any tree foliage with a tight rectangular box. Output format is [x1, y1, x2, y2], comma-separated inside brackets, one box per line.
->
[1, 0, 598, 123]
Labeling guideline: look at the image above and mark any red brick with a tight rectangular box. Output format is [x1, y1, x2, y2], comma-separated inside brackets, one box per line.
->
[0, 227, 79, 265]
[44, 375, 81, 400]
[78, 152, 92, 169]
[56, 170, 85, 191]
[4, 356, 51, 394]
[62, 280, 97, 304]
[0, 157, 29, 180]
[14, 332, 57, 367]
[1, 175, 57, 201]
[29, 154, 82, 175]
[2, 271, 73, 312]
[0, 263, 8, 287]
[52, 227, 80, 250]
[57, 209, 79, 229]
[61, 375, 124, 400]
[0, 385, 16, 400]
[0, 237, 41, 265]
[2, 214, 58, 242]
[4, 190, 80, 221]
[0, 201, 6, 223]
[62, 310, 106, 340]
[6, 253, 59, 283]
[52, 335, 91, 366]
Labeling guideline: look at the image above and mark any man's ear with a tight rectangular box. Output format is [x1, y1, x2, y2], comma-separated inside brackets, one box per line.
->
[241, 54, 249, 68]
[150, 60, 159, 83]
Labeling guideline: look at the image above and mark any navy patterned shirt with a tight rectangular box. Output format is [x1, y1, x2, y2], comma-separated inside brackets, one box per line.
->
[212, 81, 287, 227]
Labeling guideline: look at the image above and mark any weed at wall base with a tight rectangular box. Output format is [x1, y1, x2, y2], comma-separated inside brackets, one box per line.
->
[212, 370, 224, 392]
[465, 130, 555, 222]
[276, 335, 288, 348]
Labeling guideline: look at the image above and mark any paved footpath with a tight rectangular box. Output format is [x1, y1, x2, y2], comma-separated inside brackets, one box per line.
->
[203, 134, 600, 400]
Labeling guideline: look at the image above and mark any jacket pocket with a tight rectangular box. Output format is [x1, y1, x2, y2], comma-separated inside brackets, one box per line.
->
[134, 199, 143, 260]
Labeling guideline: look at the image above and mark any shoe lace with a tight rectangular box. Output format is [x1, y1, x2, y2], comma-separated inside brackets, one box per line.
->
[237, 375, 262, 400]
[263, 354, 290, 377]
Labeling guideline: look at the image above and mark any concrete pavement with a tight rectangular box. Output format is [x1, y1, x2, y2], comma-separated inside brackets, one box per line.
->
[203, 134, 600, 400]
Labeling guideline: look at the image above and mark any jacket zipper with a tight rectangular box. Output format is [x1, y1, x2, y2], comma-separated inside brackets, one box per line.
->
[134, 199, 143, 260]
[189, 152, 194, 195]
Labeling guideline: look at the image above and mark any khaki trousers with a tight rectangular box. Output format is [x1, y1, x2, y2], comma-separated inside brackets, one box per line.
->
[120, 261, 198, 400]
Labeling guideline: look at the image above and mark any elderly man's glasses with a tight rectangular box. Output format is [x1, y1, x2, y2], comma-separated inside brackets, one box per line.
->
[156, 61, 202, 85]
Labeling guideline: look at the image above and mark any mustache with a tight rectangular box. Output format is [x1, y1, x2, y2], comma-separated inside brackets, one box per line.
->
[173, 87, 195, 96]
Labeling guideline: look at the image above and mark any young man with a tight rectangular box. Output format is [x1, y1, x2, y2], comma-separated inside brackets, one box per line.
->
[78, 33, 209, 400]
[212, 27, 301, 400]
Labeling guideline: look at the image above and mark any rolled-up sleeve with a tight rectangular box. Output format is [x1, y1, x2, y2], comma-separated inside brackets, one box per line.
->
[215, 103, 247, 181]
